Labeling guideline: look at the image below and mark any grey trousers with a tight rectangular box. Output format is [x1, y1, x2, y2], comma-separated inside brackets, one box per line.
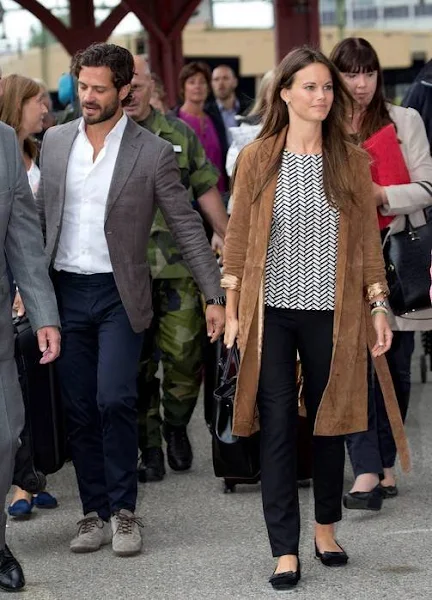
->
[0, 356, 25, 550]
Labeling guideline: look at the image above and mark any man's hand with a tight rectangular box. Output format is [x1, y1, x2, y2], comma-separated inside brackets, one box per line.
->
[12, 291, 26, 317]
[36, 327, 61, 364]
[211, 232, 224, 265]
[205, 305, 225, 343]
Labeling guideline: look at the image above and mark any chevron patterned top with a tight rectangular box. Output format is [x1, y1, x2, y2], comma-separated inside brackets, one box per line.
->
[264, 151, 340, 311]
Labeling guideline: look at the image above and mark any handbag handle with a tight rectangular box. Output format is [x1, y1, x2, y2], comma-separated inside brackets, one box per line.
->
[214, 344, 240, 445]
[219, 344, 240, 383]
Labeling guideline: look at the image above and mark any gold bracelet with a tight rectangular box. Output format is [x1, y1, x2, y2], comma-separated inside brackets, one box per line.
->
[371, 307, 388, 316]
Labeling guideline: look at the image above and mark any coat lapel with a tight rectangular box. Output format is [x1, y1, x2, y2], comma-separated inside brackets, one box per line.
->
[239, 129, 287, 353]
[56, 122, 79, 222]
[254, 128, 287, 264]
[105, 119, 142, 221]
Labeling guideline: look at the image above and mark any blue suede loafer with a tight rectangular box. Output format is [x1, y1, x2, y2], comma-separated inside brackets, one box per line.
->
[7, 499, 33, 519]
[33, 491, 58, 509]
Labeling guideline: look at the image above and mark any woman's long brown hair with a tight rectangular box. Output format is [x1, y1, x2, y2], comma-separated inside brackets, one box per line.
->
[330, 37, 394, 143]
[245, 46, 361, 211]
[0, 74, 41, 160]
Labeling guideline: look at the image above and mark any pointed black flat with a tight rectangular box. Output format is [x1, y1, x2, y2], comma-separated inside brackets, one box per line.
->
[315, 541, 348, 567]
[269, 558, 301, 590]
[379, 484, 398, 498]
[343, 485, 383, 511]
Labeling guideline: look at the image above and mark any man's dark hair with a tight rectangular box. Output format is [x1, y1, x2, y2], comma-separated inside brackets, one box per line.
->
[71, 43, 134, 91]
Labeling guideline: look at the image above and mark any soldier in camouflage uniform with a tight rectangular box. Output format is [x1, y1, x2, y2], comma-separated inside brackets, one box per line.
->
[125, 56, 228, 481]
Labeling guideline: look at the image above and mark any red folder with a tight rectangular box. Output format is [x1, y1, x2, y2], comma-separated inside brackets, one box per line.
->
[362, 124, 410, 230]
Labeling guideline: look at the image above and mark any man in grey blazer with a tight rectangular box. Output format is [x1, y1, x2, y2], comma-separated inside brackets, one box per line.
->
[0, 122, 60, 592]
[36, 43, 225, 558]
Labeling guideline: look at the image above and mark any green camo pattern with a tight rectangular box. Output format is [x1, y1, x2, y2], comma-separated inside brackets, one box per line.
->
[138, 108, 219, 279]
[137, 277, 205, 449]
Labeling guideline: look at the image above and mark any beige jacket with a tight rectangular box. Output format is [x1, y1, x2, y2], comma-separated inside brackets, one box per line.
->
[380, 104, 432, 331]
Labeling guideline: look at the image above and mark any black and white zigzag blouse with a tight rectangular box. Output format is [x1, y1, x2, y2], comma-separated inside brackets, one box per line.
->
[264, 151, 340, 311]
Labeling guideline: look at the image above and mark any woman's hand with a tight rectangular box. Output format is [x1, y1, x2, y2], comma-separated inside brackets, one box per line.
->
[371, 312, 393, 357]
[373, 183, 388, 207]
[224, 314, 239, 349]
[12, 291, 26, 317]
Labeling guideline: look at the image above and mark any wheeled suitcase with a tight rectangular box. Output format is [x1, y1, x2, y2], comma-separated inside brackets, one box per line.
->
[14, 317, 66, 475]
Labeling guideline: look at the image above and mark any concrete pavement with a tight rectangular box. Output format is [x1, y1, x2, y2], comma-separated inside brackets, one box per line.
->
[2, 340, 432, 600]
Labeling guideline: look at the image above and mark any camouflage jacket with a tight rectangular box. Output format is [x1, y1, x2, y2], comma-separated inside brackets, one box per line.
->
[138, 109, 219, 279]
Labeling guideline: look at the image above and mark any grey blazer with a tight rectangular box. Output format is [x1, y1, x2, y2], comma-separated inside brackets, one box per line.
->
[36, 116, 223, 333]
[0, 123, 60, 548]
[0, 122, 59, 336]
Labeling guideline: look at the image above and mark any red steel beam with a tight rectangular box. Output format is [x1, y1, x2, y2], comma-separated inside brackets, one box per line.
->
[98, 3, 131, 42]
[14, 0, 72, 53]
[13, 0, 207, 107]
[14, 0, 130, 55]
[274, 0, 320, 62]
[70, 0, 95, 31]
[125, 0, 201, 107]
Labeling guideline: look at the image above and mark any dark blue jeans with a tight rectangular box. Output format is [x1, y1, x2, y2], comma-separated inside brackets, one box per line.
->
[53, 271, 144, 521]
[346, 331, 415, 475]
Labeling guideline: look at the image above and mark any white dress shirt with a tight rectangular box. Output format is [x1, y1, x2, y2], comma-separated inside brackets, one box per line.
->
[54, 113, 128, 274]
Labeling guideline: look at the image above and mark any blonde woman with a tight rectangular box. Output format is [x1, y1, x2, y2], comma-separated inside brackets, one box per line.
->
[225, 70, 274, 178]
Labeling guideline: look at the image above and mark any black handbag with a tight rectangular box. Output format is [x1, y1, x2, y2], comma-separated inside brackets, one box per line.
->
[211, 342, 260, 482]
[384, 211, 432, 316]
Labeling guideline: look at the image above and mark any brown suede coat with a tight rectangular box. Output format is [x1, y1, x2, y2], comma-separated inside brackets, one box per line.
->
[222, 127, 410, 472]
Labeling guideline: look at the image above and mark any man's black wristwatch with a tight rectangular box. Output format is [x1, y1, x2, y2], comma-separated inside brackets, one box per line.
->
[206, 296, 226, 306]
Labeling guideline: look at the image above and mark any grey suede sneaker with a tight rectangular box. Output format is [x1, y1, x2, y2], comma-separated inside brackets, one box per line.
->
[70, 512, 112, 553]
[110, 509, 143, 557]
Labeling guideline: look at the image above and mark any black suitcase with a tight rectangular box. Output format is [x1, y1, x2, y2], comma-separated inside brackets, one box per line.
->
[14, 317, 66, 475]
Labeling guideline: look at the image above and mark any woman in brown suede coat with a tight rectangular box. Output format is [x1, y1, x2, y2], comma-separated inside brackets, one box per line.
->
[221, 47, 409, 590]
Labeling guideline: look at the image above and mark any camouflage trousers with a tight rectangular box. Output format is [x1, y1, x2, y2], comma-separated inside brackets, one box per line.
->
[137, 277, 205, 450]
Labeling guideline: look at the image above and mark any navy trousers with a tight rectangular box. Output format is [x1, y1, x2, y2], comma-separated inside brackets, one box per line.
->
[346, 331, 415, 475]
[53, 271, 144, 521]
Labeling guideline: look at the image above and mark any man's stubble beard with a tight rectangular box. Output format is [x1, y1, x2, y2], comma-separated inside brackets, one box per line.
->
[216, 88, 235, 102]
[82, 98, 120, 125]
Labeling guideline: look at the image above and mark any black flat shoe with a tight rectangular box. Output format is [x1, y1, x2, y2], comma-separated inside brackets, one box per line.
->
[379, 484, 398, 498]
[315, 541, 348, 567]
[343, 485, 383, 511]
[0, 545, 25, 592]
[269, 558, 301, 590]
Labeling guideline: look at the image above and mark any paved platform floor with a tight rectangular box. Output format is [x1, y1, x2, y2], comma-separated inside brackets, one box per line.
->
[2, 340, 432, 600]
